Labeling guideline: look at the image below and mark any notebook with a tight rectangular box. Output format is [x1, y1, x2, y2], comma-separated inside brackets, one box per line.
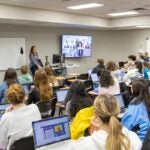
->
[0, 103, 10, 119]
[56, 89, 68, 103]
[32, 116, 70, 149]
[114, 94, 126, 112]
[90, 73, 99, 82]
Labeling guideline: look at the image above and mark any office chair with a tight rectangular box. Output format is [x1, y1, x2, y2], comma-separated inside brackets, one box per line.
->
[36, 99, 54, 119]
[9, 136, 34, 150]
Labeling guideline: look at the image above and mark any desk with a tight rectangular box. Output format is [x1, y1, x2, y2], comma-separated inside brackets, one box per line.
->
[56, 76, 65, 80]
[68, 79, 85, 83]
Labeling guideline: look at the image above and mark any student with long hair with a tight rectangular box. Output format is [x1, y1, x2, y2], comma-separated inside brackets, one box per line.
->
[27, 69, 53, 104]
[122, 79, 150, 141]
[99, 69, 120, 95]
[44, 66, 59, 87]
[73, 94, 141, 150]
[0, 84, 41, 150]
[0, 68, 17, 103]
[29, 45, 43, 76]
[65, 80, 93, 119]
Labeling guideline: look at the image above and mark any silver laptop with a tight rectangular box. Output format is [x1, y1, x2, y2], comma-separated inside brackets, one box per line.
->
[0, 103, 10, 119]
[114, 94, 126, 112]
[91, 73, 99, 82]
[56, 89, 68, 103]
[32, 115, 71, 149]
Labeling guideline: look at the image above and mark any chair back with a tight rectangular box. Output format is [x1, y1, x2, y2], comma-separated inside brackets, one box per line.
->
[36, 100, 53, 119]
[9, 136, 34, 150]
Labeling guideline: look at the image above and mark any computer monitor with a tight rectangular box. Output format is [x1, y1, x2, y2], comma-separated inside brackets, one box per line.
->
[52, 54, 65, 64]
[114, 94, 126, 109]
[91, 73, 99, 82]
[0, 103, 10, 119]
[56, 89, 68, 103]
[32, 116, 70, 148]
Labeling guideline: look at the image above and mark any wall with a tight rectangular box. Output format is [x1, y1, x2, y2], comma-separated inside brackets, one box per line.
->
[0, 24, 149, 81]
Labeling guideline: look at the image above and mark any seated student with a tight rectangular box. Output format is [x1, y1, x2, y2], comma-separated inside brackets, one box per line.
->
[123, 61, 143, 86]
[143, 61, 149, 80]
[106, 61, 123, 79]
[18, 65, 33, 84]
[72, 94, 142, 150]
[92, 58, 105, 76]
[124, 55, 137, 70]
[0, 68, 17, 104]
[27, 69, 53, 104]
[65, 80, 93, 120]
[0, 84, 41, 150]
[44, 66, 59, 87]
[99, 69, 120, 95]
[121, 79, 150, 141]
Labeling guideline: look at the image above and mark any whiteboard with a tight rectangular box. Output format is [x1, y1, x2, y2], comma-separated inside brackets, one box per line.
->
[0, 38, 26, 70]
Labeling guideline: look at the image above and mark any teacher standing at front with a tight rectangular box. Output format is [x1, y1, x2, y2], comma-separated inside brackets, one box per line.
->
[29, 45, 43, 76]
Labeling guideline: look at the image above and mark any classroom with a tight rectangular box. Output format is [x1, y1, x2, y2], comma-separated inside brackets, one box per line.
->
[0, 0, 150, 150]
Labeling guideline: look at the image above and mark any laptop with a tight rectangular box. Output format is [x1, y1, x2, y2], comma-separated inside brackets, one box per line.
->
[114, 93, 126, 112]
[88, 69, 92, 77]
[90, 73, 99, 82]
[0, 103, 10, 119]
[56, 89, 68, 103]
[32, 116, 71, 149]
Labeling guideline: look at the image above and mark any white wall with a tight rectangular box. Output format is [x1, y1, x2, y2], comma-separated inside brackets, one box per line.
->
[0, 24, 149, 81]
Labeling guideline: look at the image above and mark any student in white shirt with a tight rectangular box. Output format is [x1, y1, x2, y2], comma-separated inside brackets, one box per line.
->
[73, 94, 142, 150]
[0, 84, 41, 150]
[123, 61, 143, 86]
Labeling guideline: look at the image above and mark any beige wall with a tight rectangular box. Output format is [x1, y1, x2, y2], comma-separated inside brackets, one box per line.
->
[0, 24, 149, 81]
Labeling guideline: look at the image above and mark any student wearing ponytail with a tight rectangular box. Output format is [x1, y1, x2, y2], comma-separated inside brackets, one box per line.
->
[73, 94, 141, 150]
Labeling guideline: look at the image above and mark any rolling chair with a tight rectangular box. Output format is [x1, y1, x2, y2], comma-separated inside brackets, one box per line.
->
[9, 136, 34, 150]
[36, 98, 56, 119]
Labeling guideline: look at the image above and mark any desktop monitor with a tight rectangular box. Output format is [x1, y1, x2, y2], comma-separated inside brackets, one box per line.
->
[52, 54, 65, 64]
[32, 116, 70, 148]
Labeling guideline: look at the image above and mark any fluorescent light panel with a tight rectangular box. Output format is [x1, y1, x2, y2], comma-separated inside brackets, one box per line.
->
[136, 25, 150, 28]
[108, 11, 138, 16]
[68, 3, 103, 10]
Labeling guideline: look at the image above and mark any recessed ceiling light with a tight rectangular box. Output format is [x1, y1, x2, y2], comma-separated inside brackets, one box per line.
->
[108, 11, 138, 17]
[136, 25, 150, 28]
[67, 3, 104, 10]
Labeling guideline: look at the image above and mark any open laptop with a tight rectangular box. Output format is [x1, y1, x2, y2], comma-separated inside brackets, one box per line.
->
[88, 69, 93, 77]
[114, 93, 126, 113]
[32, 116, 71, 149]
[0, 103, 10, 119]
[90, 73, 99, 83]
[56, 89, 69, 103]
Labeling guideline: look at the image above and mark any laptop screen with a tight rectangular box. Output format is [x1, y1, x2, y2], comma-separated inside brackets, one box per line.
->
[32, 116, 70, 148]
[0, 103, 10, 119]
[91, 73, 99, 82]
[56, 90, 68, 102]
[88, 69, 92, 77]
[114, 94, 125, 109]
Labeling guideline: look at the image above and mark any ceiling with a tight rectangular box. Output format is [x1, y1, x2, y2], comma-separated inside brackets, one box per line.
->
[0, 0, 150, 18]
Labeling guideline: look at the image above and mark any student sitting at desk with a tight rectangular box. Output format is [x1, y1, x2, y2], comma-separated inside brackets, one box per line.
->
[121, 79, 150, 141]
[44, 66, 59, 87]
[143, 61, 149, 80]
[124, 55, 137, 70]
[27, 69, 53, 104]
[123, 61, 143, 86]
[99, 70, 120, 95]
[18, 65, 33, 84]
[0, 84, 41, 150]
[0, 68, 17, 104]
[65, 80, 93, 120]
[73, 94, 142, 150]
[92, 58, 105, 76]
